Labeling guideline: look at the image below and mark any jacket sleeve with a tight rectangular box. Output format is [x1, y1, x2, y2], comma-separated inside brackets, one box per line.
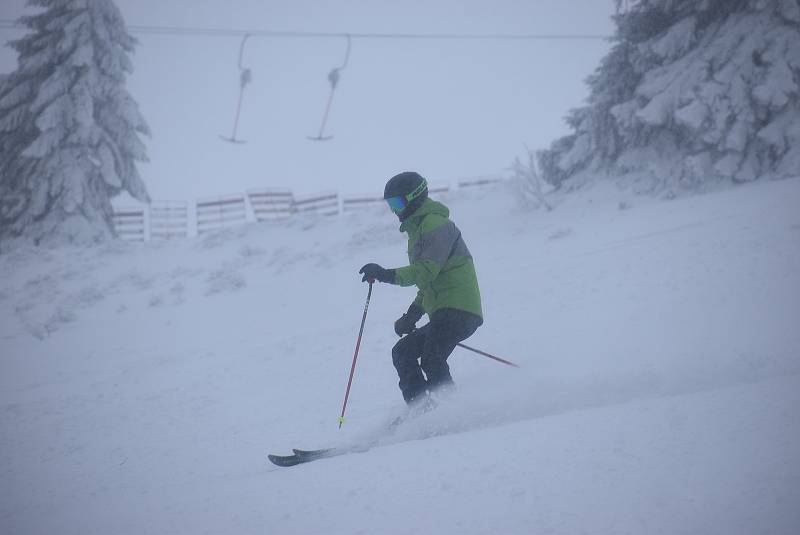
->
[393, 217, 459, 288]
[406, 296, 425, 321]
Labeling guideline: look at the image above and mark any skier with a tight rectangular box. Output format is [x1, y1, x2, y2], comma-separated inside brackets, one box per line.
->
[359, 171, 483, 406]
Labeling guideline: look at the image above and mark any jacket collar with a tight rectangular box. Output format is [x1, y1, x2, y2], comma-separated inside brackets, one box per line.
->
[399, 198, 449, 233]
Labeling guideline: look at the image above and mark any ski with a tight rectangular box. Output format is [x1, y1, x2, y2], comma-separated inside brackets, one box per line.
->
[292, 448, 337, 458]
[267, 453, 307, 467]
[267, 408, 413, 468]
[268, 445, 375, 467]
[267, 448, 343, 467]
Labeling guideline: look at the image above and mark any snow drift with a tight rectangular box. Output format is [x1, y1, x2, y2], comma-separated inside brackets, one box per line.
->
[1, 179, 799, 534]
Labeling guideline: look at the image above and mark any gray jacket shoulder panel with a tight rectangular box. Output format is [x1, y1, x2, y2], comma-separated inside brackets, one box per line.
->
[410, 219, 471, 268]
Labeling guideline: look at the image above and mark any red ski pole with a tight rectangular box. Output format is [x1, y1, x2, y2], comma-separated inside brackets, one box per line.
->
[338, 281, 374, 428]
[457, 342, 520, 368]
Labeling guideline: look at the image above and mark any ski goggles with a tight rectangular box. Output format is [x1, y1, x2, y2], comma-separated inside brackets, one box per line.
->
[385, 178, 427, 214]
[385, 195, 407, 214]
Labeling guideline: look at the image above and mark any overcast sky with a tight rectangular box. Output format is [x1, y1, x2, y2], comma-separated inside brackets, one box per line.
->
[0, 0, 615, 201]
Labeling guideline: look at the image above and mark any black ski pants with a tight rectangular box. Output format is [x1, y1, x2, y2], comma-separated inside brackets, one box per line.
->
[391, 308, 483, 404]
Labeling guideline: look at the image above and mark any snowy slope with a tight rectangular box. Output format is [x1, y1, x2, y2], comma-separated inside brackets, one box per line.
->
[1, 178, 799, 534]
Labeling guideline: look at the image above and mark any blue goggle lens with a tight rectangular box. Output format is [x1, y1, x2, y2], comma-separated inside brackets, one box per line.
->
[386, 196, 407, 213]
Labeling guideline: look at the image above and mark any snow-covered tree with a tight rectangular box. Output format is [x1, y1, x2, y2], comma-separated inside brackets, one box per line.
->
[0, 0, 150, 247]
[538, 0, 800, 194]
[510, 147, 553, 211]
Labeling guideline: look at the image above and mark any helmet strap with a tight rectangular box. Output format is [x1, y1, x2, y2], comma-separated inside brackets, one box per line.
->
[405, 178, 428, 203]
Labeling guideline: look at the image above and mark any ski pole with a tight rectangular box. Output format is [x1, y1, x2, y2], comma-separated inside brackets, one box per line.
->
[338, 281, 374, 428]
[457, 342, 520, 368]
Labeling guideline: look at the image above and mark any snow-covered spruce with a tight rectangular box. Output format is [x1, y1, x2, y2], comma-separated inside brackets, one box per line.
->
[538, 0, 800, 194]
[0, 0, 150, 247]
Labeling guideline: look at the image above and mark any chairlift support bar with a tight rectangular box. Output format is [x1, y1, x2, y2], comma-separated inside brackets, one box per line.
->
[308, 34, 352, 142]
[220, 33, 252, 144]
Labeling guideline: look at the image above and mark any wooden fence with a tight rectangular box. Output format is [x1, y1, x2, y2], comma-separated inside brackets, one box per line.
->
[150, 201, 188, 240]
[342, 194, 385, 213]
[457, 177, 503, 189]
[113, 177, 503, 241]
[112, 207, 146, 242]
[196, 195, 247, 235]
[428, 182, 451, 196]
[293, 191, 339, 216]
[247, 188, 294, 221]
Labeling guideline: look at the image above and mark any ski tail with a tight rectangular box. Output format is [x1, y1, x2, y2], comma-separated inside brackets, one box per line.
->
[268, 448, 342, 467]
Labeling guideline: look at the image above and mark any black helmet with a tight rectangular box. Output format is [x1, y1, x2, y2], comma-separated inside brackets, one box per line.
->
[383, 171, 428, 221]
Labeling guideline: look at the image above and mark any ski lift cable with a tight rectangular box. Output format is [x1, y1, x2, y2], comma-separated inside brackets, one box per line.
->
[0, 19, 610, 145]
[0, 19, 609, 40]
[128, 27, 610, 41]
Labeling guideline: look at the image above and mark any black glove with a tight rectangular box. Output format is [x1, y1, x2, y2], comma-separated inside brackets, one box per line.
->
[359, 263, 395, 283]
[394, 303, 424, 337]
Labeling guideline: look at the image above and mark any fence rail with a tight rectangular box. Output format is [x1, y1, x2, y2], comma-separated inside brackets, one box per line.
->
[342, 194, 385, 213]
[113, 177, 503, 241]
[458, 177, 503, 189]
[294, 191, 339, 216]
[248, 188, 294, 221]
[112, 207, 146, 242]
[196, 194, 247, 235]
[150, 201, 188, 240]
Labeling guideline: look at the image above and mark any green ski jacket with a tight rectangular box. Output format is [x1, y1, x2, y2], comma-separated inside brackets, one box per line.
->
[392, 198, 483, 319]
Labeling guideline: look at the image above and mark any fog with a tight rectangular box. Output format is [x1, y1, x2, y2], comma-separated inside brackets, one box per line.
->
[0, 0, 613, 199]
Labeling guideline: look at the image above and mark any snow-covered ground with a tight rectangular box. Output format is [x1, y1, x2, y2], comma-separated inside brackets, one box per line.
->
[1, 177, 799, 534]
